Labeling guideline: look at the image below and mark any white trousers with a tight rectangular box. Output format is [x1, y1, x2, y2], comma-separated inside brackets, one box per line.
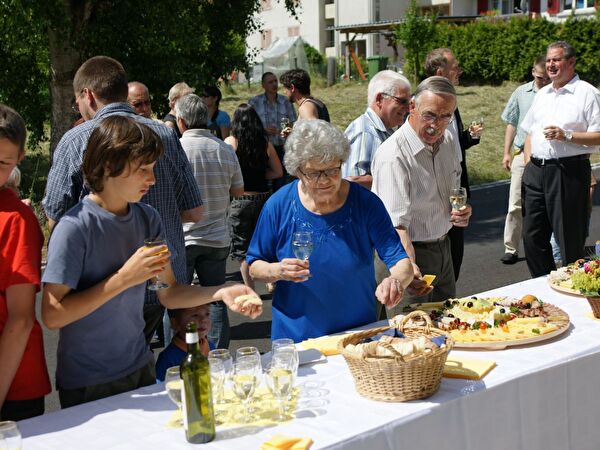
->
[503, 152, 525, 254]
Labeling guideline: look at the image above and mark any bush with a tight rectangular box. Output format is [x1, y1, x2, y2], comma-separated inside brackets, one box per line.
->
[430, 17, 600, 85]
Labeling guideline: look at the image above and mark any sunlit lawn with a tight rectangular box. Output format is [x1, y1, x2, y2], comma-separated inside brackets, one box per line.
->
[221, 80, 524, 186]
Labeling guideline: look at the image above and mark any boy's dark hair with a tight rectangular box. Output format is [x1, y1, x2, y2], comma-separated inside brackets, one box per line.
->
[0, 103, 26, 153]
[82, 116, 163, 193]
[73, 56, 129, 103]
[167, 308, 184, 320]
[280, 69, 311, 96]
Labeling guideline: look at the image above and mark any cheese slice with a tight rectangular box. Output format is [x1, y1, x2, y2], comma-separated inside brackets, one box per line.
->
[300, 334, 348, 356]
[422, 274, 436, 287]
[444, 356, 496, 380]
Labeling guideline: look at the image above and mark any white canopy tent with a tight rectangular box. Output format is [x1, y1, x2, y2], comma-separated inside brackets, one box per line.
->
[251, 36, 309, 81]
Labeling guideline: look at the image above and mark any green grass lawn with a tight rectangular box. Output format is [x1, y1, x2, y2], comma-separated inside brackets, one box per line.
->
[221, 80, 522, 186]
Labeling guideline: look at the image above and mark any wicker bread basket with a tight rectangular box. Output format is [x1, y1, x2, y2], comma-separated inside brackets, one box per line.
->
[586, 296, 600, 318]
[338, 310, 454, 402]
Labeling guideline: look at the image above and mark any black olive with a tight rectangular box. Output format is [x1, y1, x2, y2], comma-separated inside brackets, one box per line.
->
[444, 300, 452, 308]
[452, 300, 459, 305]
[448, 313, 454, 318]
[467, 301, 473, 308]
[471, 296, 478, 300]
[500, 308, 506, 313]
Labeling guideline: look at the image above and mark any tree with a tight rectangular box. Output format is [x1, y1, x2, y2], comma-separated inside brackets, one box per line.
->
[0, 0, 299, 153]
[394, 0, 437, 84]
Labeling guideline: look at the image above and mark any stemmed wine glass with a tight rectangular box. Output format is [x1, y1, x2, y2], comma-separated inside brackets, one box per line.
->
[469, 117, 484, 138]
[271, 339, 299, 406]
[449, 187, 467, 211]
[144, 238, 169, 290]
[265, 359, 295, 422]
[0, 421, 21, 450]
[292, 231, 313, 280]
[208, 349, 233, 404]
[232, 356, 261, 423]
[165, 366, 183, 426]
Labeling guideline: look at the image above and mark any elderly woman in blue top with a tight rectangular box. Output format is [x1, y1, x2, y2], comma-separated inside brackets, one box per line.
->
[247, 120, 413, 342]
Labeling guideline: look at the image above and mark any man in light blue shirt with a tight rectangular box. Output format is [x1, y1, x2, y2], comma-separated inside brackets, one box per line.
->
[249, 72, 297, 190]
[499, 56, 549, 264]
[342, 70, 411, 190]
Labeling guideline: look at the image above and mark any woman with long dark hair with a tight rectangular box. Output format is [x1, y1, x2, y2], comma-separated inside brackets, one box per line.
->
[225, 104, 283, 289]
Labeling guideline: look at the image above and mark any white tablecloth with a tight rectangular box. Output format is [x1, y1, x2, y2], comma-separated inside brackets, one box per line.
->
[20, 277, 600, 449]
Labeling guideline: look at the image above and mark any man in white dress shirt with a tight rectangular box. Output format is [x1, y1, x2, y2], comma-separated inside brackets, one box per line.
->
[372, 76, 473, 305]
[521, 41, 600, 277]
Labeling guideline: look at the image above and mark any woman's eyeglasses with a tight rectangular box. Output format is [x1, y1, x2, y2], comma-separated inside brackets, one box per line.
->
[299, 166, 342, 182]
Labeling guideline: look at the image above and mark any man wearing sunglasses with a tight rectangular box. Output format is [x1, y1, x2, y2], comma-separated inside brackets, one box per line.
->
[499, 56, 550, 265]
[127, 81, 153, 119]
[342, 70, 411, 190]
[372, 76, 472, 311]
[424, 48, 481, 282]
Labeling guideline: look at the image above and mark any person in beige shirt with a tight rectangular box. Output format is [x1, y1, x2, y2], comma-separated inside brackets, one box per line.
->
[372, 76, 473, 309]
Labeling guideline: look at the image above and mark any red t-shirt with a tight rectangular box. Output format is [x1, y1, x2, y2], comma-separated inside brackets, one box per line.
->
[0, 188, 51, 401]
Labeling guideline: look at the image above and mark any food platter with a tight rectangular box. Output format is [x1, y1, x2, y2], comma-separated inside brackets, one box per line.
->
[547, 259, 592, 297]
[548, 279, 583, 296]
[406, 296, 570, 350]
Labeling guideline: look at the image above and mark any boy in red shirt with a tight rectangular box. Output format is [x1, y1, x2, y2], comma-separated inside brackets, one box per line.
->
[0, 104, 51, 420]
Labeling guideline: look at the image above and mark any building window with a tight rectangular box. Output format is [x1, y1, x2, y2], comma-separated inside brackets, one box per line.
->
[261, 0, 272, 10]
[288, 26, 300, 37]
[564, 0, 594, 8]
[262, 30, 272, 49]
[490, 0, 514, 13]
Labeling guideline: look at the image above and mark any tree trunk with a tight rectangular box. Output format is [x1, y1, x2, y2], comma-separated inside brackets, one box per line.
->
[48, 27, 81, 158]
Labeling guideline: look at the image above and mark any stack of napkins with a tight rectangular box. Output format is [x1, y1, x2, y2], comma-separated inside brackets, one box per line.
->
[443, 356, 496, 380]
[299, 334, 348, 356]
[261, 434, 313, 450]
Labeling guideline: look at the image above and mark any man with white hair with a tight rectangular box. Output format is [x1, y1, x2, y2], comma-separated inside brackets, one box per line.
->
[342, 70, 411, 190]
[373, 76, 473, 306]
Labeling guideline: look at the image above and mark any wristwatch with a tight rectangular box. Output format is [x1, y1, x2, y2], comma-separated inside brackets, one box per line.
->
[565, 131, 573, 142]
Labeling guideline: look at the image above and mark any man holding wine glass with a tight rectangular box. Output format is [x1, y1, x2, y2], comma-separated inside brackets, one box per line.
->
[424, 48, 482, 281]
[373, 76, 473, 309]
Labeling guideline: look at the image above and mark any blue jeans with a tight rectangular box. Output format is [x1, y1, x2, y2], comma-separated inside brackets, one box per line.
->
[185, 245, 230, 349]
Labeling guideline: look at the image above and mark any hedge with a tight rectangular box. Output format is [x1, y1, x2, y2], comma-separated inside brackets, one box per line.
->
[421, 16, 600, 85]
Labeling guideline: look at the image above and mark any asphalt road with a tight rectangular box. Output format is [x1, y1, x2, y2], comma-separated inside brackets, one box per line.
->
[38, 169, 600, 413]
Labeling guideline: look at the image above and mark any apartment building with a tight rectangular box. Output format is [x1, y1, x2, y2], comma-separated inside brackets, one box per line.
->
[247, 0, 597, 62]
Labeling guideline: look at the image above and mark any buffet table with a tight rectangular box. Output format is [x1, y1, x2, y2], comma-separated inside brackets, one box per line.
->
[20, 277, 600, 450]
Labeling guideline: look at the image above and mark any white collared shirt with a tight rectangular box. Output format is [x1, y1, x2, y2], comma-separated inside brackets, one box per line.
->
[372, 121, 462, 242]
[520, 74, 600, 159]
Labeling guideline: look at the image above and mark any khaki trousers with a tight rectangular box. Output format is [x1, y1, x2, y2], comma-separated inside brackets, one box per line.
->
[503, 152, 525, 255]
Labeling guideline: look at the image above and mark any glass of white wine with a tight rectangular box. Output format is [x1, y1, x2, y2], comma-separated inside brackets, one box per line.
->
[232, 356, 260, 423]
[0, 421, 21, 450]
[165, 366, 183, 425]
[144, 237, 169, 290]
[469, 117, 484, 138]
[292, 231, 313, 280]
[208, 349, 233, 404]
[265, 361, 295, 421]
[449, 187, 467, 211]
[208, 358, 225, 405]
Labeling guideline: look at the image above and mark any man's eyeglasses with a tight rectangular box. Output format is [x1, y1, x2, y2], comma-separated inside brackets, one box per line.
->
[418, 111, 454, 125]
[299, 166, 342, 182]
[381, 93, 410, 106]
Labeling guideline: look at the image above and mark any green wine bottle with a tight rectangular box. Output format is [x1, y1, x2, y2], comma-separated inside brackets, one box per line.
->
[180, 322, 216, 444]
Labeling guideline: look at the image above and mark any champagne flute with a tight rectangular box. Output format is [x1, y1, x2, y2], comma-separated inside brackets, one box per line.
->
[165, 366, 183, 426]
[144, 238, 169, 290]
[208, 358, 225, 405]
[449, 187, 467, 211]
[280, 117, 290, 131]
[292, 231, 313, 280]
[208, 349, 233, 404]
[0, 421, 21, 450]
[232, 356, 260, 423]
[469, 117, 484, 138]
[265, 361, 295, 421]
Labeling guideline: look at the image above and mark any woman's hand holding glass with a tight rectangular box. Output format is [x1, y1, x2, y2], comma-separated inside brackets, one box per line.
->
[278, 258, 310, 282]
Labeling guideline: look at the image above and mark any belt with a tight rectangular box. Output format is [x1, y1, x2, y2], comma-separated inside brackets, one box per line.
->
[234, 192, 271, 201]
[413, 234, 448, 245]
[530, 154, 589, 166]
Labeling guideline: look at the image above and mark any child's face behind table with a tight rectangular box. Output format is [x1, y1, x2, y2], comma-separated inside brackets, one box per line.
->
[0, 138, 22, 187]
[105, 160, 156, 204]
[176, 305, 211, 337]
